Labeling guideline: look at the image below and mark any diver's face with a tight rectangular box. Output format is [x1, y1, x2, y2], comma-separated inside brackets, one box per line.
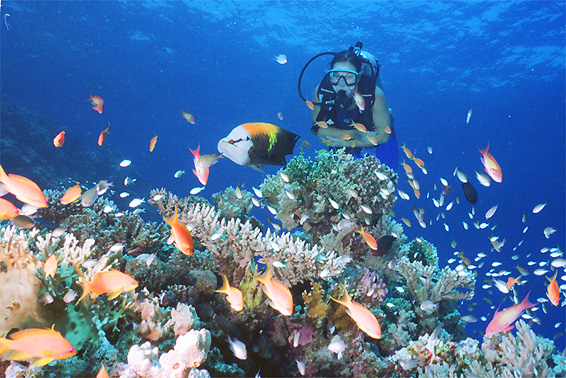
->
[331, 62, 358, 96]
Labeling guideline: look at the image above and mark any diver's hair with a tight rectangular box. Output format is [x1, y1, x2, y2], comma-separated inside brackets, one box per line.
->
[331, 50, 362, 72]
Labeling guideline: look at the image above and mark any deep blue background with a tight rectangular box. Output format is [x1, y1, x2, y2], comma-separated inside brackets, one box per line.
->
[2, 1, 564, 350]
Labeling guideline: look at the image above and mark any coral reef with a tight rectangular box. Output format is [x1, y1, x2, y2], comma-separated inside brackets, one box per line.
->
[2, 148, 564, 378]
[0, 226, 46, 334]
[150, 196, 350, 287]
[260, 149, 398, 249]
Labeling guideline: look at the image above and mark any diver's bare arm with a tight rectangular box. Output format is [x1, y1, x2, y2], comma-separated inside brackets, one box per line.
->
[372, 86, 392, 145]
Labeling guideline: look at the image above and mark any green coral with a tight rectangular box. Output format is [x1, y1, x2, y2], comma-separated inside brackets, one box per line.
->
[260, 149, 398, 248]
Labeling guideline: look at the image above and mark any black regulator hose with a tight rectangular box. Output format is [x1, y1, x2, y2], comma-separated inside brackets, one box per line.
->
[297, 52, 336, 104]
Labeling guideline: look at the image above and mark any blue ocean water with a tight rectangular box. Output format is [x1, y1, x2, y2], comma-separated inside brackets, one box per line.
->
[1, 0, 564, 358]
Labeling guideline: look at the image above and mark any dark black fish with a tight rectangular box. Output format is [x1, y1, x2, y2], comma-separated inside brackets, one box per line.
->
[462, 182, 478, 204]
[373, 235, 397, 256]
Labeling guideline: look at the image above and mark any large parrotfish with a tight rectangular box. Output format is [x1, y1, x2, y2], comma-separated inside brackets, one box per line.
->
[217, 122, 299, 173]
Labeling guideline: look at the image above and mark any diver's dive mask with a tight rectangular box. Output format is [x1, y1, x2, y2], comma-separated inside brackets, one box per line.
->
[325, 69, 359, 86]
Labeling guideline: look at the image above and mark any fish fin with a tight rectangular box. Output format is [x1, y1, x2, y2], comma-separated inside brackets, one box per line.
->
[215, 275, 231, 293]
[6, 350, 33, 360]
[252, 263, 271, 284]
[189, 144, 201, 158]
[31, 357, 54, 367]
[330, 284, 351, 306]
[0, 165, 7, 183]
[248, 165, 268, 175]
[501, 325, 515, 333]
[163, 205, 178, 227]
[0, 338, 12, 354]
[76, 277, 90, 304]
[547, 272, 558, 283]
[106, 291, 122, 300]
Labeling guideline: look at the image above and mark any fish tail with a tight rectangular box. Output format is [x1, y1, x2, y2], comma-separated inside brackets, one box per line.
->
[547, 271, 558, 283]
[77, 277, 91, 304]
[215, 275, 231, 294]
[330, 284, 351, 306]
[0, 337, 12, 354]
[0, 165, 7, 183]
[163, 205, 178, 227]
[520, 291, 536, 310]
[189, 144, 201, 158]
[252, 263, 271, 284]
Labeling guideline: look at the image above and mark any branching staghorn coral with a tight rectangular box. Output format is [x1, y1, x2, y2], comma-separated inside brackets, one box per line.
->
[150, 198, 349, 287]
[394, 256, 475, 303]
[467, 320, 562, 377]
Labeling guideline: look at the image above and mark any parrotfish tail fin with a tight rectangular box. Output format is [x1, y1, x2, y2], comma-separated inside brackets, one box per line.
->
[547, 272, 558, 283]
[77, 277, 90, 304]
[215, 275, 230, 293]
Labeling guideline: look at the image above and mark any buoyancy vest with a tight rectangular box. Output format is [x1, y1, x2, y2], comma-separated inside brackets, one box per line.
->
[311, 55, 379, 136]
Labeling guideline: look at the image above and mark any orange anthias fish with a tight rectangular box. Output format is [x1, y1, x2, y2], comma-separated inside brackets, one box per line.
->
[180, 110, 196, 124]
[252, 263, 293, 316]
[478, 142, 502, 183]
[98, 127, 110, 146]
[77, 269, 138, 303]
[149, 135, 158, 152]
[0, 326, 76, 366]
[485, 292, 535, 335]
[0, 165, 48, 208]
[97, 364, 110, 378]
[215, 275, 244, 312]
[356, 226, 377, 251]
[547, 272, 560, 306]
[401, 144, 413, 160]
[190, 144, 209, 186]
[351, 88, 365, 111]
[53, 131, 65, 147]
[0, 198, 19, 220]
[163, 205, 194, 255]
[331, 285, 381, 339]
[88, 94, 104, 114]
[506, 276, 521, 290]
[44, 254, 59, 278]
[305, 100, 315, 110]
[60, 182, 82, 204]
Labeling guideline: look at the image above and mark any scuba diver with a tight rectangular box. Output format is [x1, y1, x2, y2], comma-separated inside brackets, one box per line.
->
[298, 42, 398, 169]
